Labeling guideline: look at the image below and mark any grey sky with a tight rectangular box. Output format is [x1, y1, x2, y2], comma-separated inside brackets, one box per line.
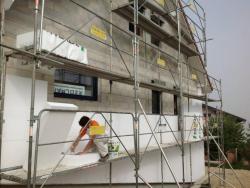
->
[199, 0, 250, 121]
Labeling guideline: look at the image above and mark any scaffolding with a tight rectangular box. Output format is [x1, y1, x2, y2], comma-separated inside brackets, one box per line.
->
[0, 0, 245, 188]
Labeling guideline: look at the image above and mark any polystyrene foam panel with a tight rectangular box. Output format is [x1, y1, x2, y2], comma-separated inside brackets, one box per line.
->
[2, 74, 47, 168]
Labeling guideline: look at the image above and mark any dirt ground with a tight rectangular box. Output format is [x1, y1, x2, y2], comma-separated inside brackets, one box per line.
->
[209, 167, 250, 188]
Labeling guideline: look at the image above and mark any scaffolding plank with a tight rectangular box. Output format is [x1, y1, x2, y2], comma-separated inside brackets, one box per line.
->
[1, 137, 211, 184]
[112, 4, 198, 57]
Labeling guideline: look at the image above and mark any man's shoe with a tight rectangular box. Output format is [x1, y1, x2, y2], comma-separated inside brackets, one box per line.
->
[99, 154, 109, 162]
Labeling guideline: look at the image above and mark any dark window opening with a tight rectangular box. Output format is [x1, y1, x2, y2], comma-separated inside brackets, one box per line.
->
[151, 14, 164, 26]
[128, 4, 144, 36]
[129, 22, 142, 36]
[152, 90, 161, 114]
[54, 69, 98, 101]
[174, 94, 178, 115]
[151, 36, 161, 47]
[150, 14, 163, 46]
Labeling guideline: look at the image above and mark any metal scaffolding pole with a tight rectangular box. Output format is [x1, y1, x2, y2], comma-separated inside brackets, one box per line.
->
[27, 0, 40, 187]
[176, 0, 185, 186]
[34, 111, 137, 188]
[219, 79, 226, 185]
[138, 99, 181, 188]
[205, 80, 210, 187]
[203, 11, 211, 187]
[160, 94, 164, 188]
[133, 0, 140, 187]
[0, 1, 225, 187]
[208, 130, 245, 188]
[32, 1, 45, 187]
[0, 1, 6, 180]
[109, 2, 113, 188]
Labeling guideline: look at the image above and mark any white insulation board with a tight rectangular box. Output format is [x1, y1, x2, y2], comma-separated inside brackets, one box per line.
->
[2, 75, 205, 184]
[2, 74, 47, 168]
[16, 30, 88, 64]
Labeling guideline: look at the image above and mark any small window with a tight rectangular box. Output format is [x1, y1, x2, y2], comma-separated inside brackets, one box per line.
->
[151, 36, 161, 47]
[152, 90, 161, 114]
[129, 22, 142, 36]
[128, 3, 145, 36]
[151, 14, 164, 26]
[54, 69, 98, 101]
[150, 14, 163, 47]
[174, 94, 178, 115]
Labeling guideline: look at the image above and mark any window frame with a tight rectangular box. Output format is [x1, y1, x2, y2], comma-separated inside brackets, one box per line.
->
[129, 22, 143, 36]
[150, 13, 164, 47]
[54, 69, 98, 101]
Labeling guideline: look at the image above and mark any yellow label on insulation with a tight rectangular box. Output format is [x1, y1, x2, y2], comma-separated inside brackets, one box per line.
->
[90, 25, 107, 41]
[157, 58, 166, 67]
[191, 74, 197, 80]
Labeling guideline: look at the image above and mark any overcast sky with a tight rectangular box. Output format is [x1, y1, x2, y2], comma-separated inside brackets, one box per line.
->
[199, 0, 250, 122]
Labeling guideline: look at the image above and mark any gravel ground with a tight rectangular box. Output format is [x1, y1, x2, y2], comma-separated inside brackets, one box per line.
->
[209, 167, 250, 188]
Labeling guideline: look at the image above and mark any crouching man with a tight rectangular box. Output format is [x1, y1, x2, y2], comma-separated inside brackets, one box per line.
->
[70, 116, 109, 162]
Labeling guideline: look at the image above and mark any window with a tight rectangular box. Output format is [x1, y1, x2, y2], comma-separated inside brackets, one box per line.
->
[129, 22, 142, 36]
[54, 69, 98, 101]
[174, 94, 178, 115]
[151, 14, 164, 26]
[128, 5, 145, 36]
[152, 90, 161, 114]
[150, 14, 164, 47]
[151, 36, 161, 47]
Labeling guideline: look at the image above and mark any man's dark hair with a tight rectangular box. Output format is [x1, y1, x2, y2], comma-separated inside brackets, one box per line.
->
[79, 116, 90, 128]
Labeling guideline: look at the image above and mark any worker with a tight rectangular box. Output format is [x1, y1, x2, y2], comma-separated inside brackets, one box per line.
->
[70, 116, 109, 162]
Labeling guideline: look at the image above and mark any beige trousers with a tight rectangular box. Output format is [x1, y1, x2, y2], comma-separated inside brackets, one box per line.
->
[93, 135, 109, 157]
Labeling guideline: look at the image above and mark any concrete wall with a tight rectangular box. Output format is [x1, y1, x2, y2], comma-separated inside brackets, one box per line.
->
[4, 0, 201, 114]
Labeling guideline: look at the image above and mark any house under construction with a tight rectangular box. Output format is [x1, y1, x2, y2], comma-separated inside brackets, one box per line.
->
[0, 0, 244, 188]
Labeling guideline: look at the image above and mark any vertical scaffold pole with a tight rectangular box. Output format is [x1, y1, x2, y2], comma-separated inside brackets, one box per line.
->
[133, 0, 139, 187]
[160, 94, 164, 188]
[27, 0, 39, 187]
[109, 1, 113, 187]
[220, 79, 225, 185]
[0, 1, 6, 179]
[176, 0, 185, 186]
[32, 0, 45, 187]
[203, 11, 211, 187]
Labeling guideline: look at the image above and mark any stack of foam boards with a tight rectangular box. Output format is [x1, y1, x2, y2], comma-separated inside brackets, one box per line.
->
[16, 30, 88, 64]
[23, 102, 79, 171]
